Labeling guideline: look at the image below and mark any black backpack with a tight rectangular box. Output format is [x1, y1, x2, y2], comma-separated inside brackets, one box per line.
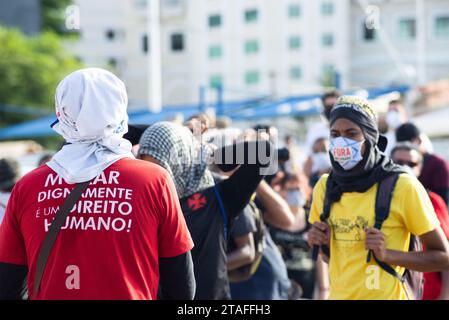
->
[312, 173, 424, 300]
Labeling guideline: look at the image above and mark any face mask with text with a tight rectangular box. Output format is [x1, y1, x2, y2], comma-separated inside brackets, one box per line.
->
[330, 137, 364, 171]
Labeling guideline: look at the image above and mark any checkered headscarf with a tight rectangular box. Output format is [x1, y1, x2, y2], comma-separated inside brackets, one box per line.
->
[138, 122, 215, 199]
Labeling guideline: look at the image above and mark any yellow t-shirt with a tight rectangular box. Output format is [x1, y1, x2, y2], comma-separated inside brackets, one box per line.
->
[309, 173, 440, 300]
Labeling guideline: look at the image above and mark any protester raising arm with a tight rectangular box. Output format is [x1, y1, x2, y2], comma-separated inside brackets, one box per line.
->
[215, 140, 273, 219]
[255, 180, 295, 230]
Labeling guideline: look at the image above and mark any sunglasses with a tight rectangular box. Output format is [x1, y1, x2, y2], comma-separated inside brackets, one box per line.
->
[394, 160, 419, 168]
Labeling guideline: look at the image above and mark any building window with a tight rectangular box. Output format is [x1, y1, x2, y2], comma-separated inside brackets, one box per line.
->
[321, 2, 334, 16]
[322, 64, 336, 87]
[244, 40, 259, 54]
[288, 4, 301, 18]
[435, 16, 449, 38]
[245, 71, 260, 85]
[208, 45, 223, 59]
[209, 74, 223, 88]
[171, 33, 184, 51]
[289, 66, 302, 80]
[209, 14, 222, 28]
[105, 29, 116, 41]
[363, 23, 377, 41]
[108, 58, 118, 68]
[322, 33, 334, 47]
[142, 34, 149, 53]
[244, 9, 258, 23]
[398, 18, 416, 39]
[288, 36, 301, 49]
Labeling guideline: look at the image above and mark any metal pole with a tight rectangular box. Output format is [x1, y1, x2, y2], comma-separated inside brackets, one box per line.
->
[416, 0, 426, 85]
[148, 0, 162, 112]
[216, 85, 224, 116]
[199, 85, 206, 112]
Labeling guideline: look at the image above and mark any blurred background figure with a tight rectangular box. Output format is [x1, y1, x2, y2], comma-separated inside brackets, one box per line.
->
[396, 122, 449, 206]
[0, 158, 19, 223]
[383, 100, 408, 155]
[303, 137, 332, 187]
[306, 91, 341, 154]
[391, 143, 449, 300]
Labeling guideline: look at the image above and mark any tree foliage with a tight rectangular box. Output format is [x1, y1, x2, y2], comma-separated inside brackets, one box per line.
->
[41, 0, 73, 35]
[0, 27, 82, 127]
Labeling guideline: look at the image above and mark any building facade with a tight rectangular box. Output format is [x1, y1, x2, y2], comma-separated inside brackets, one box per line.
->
[72, 0, 449, 106]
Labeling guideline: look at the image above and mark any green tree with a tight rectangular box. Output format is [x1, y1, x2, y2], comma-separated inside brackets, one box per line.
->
[0, 27, 82, 127]
[41, 0, 74, 35]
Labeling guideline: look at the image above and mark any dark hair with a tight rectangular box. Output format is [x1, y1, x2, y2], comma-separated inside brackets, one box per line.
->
[124, 124, 150, 146]
[321, 90, 341, 105]
[389, 99, 402, 106]
[390, 142, 423, 163]
[0, 158, 19, 192]
[280, 173, 299, 188]
[395, 122, 421, 143]
[253, 124, 271, 133]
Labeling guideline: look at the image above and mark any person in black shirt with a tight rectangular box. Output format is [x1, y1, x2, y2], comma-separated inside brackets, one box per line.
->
[138, 122, 273, 299]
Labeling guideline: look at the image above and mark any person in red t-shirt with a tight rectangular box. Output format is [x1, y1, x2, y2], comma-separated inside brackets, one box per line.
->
[0, 68, 195, 300]
[392, 143, 449, 300]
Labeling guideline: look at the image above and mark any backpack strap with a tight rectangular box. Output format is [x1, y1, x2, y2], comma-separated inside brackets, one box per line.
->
[367, 173, 400, 263]
[367, 173, 406, 282]
[213, 184, 228, 238]
[312, 176, 333, 260]
[33, 180, 91, 298]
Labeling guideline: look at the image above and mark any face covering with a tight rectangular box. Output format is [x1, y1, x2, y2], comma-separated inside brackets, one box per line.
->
[386, 111, 402, 131]
[330, 137, 364, 171]
[285, 189, 305, 208]
[402, 165, 417, 177]
[47, 68, 134, 184]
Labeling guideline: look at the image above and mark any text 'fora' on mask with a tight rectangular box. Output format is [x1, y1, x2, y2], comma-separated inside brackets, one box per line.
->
[330, 137, 365, 171]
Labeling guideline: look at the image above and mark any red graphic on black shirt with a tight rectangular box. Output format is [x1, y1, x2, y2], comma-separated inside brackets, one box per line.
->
[187, 193, 207, 211]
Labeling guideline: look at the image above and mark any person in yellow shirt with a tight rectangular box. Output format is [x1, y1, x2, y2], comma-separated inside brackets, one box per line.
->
[307, 96, 449, 300]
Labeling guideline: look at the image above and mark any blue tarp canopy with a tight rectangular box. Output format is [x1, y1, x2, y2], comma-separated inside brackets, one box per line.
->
[0, 85, 409, 140]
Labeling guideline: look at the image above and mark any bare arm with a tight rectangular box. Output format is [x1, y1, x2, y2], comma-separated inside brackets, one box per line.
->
[227, 234, 256, 271]
[366, 227, 449, 273]
[256, 180, 295, 229]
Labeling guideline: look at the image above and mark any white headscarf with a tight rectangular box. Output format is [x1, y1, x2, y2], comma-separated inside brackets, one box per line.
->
[46, 68, 134, 184]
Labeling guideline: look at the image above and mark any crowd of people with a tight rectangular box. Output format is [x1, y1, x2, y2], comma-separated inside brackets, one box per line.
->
[0, 68, 449, 300]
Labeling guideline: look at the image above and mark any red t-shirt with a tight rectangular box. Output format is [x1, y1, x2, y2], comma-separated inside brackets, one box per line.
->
[0, 158, 193, 300]
[423, 191, 449, 300]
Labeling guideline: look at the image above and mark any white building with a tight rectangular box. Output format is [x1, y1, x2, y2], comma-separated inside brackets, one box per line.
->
[72, 0, 449, 107]
[350, 0, 449, 88]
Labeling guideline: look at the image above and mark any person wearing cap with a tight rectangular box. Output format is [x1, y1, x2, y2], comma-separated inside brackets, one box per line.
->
[0, 158, 19, 224]
[307, 96, 449, 300]
[0, 68, 195, 300]
[396, 122, 449, 207]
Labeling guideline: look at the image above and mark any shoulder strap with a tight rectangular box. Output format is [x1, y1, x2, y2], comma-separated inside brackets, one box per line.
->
[312, 176, 333, 260]
[33, 180, 91, 298]
[374, 173, 400, 230]
[213, 184, 228, 238]
[367, 173, 400, 263]
[367, 173, 407, 284]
